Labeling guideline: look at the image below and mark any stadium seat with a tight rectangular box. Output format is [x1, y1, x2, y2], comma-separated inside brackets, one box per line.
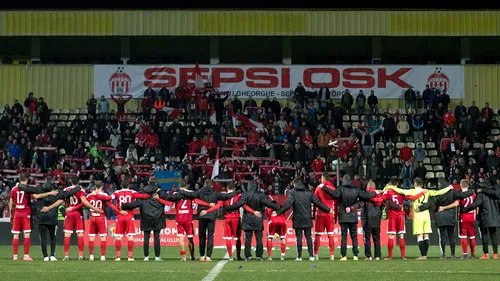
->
[59, 115, 68, 121]
[343, 115, 350, 121]
[435, 172, 446, 178]
[127, 109, 137, 114]
[376, 142, 385, 149]
[57, 122, 65, 128]
[473, 142, 481, 149]
[423, 158, 430, 164]
[80, 115, 87, 121]
[425, 165, 433, 171]
[433, 165, 443, 171]
[150, 156, 155, 162]
[60, 109, 70, 114]
[469, 158, 476, 164]
[407, 142, 415, 149]
[80, 108, 88, 114]
[396, 142, 405, 149]
[68, 115, 76, 121]
[351, 115, 359, 122]
[407, 136, 413, 142]
[66, 122, 72, 127]
[381, 150, 386, 156]
[59, 149, 66, 155]
[492, 129, 500, 135]
[426, 142, 435, 149]
[49, 115, 58, 121]
[388, 108, 396, 114]
[486, 142, 494, 149]
[425, 172, 435, 179]
[51, 109, 60, 114]
[431, 157, 440, 164]
[428, 150, 438, 157]
[84, 142, 90, 148]
[151, 108, 157, 114]
[70, 109, 80, 114]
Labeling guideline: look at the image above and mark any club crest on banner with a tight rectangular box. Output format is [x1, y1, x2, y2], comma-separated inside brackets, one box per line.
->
[107, 222, 117, 241]
[109, 67, 132, 96]
[427, 67, 450, 92]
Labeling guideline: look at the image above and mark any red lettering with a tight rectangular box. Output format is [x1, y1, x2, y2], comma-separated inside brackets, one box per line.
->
[342, 68, 375, 88]
[143, 67, 176, 88]
[281, 68, 290, 88]
[246, 68, 278, 88]
[378, 68, 412, 88]
[303, 68, 340, 88]
[211, 68, 244, 88]
[179, 67, 210, 87]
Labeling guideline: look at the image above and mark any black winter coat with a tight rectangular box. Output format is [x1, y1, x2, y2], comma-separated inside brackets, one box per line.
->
[180, 187, 237, 221]
[276, 183, 330, 229]
[321, 180, 376, 224]
[18, 183, 82, 225]
[122, 197, 165, 231]
[225, 181, 279, 231]
[463, 187, 500, 228]
[419, 189, 474, 227]
[361, 201, 381, 229]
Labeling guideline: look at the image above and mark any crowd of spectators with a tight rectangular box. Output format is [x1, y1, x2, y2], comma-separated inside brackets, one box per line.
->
[0, 83, 499, 217]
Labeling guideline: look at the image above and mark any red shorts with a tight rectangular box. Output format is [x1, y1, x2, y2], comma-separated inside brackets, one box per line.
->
[115, 219, 135, 237]
[314, 214, 335, 235]
[176, 223, 194, 238]
[223, 218, 241, 240]
[89, 216, 107, 237]
[64, 214, 84, 234]
[268, 221, 287, 238]
[459, 220, 475, 239]
[11, 213, 31, 234]
[387, 214, 406, 235]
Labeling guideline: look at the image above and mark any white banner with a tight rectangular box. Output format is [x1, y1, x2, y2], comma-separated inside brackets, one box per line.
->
[94, 65, 464, 99]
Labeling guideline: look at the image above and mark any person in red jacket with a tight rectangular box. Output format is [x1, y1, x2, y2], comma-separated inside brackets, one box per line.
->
[399, 144, 412, 162]
[36, 129, 50, 146]
[312, 154, 324, 172]
[141, 96, 153, 120]
[302, 130, 313, 146]
[154, 96, 166, 120]
[147, 130, 159, 149]
[135, 128, 147, 150]
[338, 139, 358, 159]
[198, 95, 209, 122]
[188, 137, 202, 154]
[443, 109, 456, 127]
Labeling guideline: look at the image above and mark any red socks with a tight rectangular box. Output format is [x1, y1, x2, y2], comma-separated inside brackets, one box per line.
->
[387, 238, 395, 258]
[24, 238, 30, 255]
[399, 238, 406, 258]
[64, 237, 70, 256]
[314, 236, 321, 255]
[470, 238, 476, 256]
[12, 238, 19, 255]
[116, 240, 122, 258]
[328, 236, 335, 256]
[101, 241, 107, 256]
[128, 240, 134, 258]
[267, 240, 273, 257]
[226, 240, 233, 257]
[77, 236, 84, 256]
[180, 250, 186, 257]
[461, 238, 468, 254]
[89, 240, 94, 255]
[280, 244, 286, 255]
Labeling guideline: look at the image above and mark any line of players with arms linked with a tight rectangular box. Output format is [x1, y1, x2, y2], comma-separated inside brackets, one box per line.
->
[8, 171, 500, 262]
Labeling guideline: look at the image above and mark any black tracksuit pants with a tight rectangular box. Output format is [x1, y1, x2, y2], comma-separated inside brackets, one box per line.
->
[438, 225, 456, 256]
[244, 230, 263, 258]
[143, 230, 161, 258]
[363, 226, 381, 258]
[341, 223, 359, 257]
[480, 227, 498, 254]
[295, 228, 313, 258]
[199, 218, 216, 258]
[39, 224, 57, 258]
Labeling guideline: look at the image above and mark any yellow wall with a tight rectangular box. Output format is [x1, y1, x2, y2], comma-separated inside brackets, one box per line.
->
[0, 10, 499, 36]
[1, 65, 499, 110]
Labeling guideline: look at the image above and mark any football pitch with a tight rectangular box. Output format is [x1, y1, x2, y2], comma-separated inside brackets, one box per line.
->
[1, 245, 499, 281]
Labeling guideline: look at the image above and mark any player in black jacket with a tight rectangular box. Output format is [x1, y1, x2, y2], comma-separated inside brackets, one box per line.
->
[18, 177, 83, 261]
[416, 179, 474, 259]
[276, 178, 332, 261]
[222, 179, 279, 261]
[121, 184, 164, 261]
[464, 184, 500, 259]
[179, 179, 238, 261]
[320, 174, 377, 261]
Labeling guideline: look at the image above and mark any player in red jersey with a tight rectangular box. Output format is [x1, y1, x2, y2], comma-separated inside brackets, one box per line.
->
[105, 181, 150, 261]
[86, 180, 114, 261]
[155, 181, 213, 261]
[313, 173, 337, 261]
[9, 173, 58, 261]
[458, 180, 477, 259]
[42, 176, 101, 260]
[266, 201, 287, 261]
[380, 177, 425, 260]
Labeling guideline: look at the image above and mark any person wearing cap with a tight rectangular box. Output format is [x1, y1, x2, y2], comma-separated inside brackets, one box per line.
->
[17, 176, 83, 261]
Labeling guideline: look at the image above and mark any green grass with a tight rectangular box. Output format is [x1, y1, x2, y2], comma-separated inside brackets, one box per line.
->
[0, 245, 499, 281]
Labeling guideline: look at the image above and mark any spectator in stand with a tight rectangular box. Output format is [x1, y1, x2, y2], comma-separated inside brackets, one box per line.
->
[468, 101, 480, 122]
[367, 90, 378, 115]
[486, 150, 498, 173]
[412, 114, 425, 143]
[414, 143, 427, 163]
[270, 98, 281, 119]
[293, 83, 306, 108]
[97, 96, 110, 120]
[400, 161, 413, 189]
[356, 90, 366, 116]
[439, 90, 450, 111]
[443, 109, 456, 127]
[404, 86, 417, 113]
[154, 96, 166, 120]
[415, 161, 427, 180]
[317, 128, 330, 158]
[382, 114, 397, 142]
[144, 85, 157, 100]
[141, 96, 153, 120]
[111, 94, 132, 121]
[422, 85, 432, 109]
[358, 159, 370, 188]
[399, 144, 412, 163]
[312, 154, 324, 172]
[475, 143, 488, 170]
[198, 95, 209, 122]
[318, 83, 330, 109]
[23, 92, 35, 110]
[8, 139, 21, 160]
[455, 101, 467, 120]
[477, 118, 489, 143]
[86, 94, 97, 118]
[12, 99, 23, 117]
[397, 116, 410, 142]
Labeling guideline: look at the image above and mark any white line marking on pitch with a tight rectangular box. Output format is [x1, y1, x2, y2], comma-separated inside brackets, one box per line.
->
[201, 253, 230, 281]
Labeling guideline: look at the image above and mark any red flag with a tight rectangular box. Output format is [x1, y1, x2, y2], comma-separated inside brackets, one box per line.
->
[194, 62, 204, 89]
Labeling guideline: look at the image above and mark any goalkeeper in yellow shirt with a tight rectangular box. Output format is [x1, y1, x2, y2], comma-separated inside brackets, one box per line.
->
[384, 178, 452, 260]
